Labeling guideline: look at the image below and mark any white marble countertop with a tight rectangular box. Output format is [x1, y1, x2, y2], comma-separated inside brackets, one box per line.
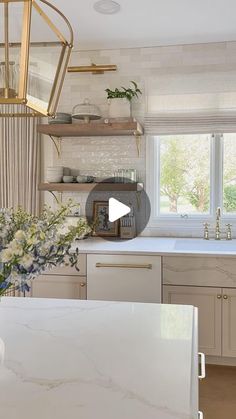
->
[72, 236, 236, 257]
[0, 297, 198, 419]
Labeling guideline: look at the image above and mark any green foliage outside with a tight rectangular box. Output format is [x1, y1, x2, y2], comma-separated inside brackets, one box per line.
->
[160, 134, 236, 214]
[224, 185, 236, 212]
[160, 136, 210, 213]
[160, 139, 187, 212]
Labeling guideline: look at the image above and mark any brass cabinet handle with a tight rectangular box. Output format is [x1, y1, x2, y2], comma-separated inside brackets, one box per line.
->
[79, 282, 86, 288]
[95, 263, 152, 269]
[223, 295, 228, 300]
[217, 295, 222, 299]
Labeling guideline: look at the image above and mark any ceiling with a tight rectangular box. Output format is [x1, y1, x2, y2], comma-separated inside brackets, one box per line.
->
[3, 0, 236, 49]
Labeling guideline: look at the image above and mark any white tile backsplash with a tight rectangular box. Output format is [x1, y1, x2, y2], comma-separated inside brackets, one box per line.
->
[42, 41, 236, 218]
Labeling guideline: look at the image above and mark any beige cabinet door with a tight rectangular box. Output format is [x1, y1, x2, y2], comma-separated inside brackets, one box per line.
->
[31, 275, 87, 300]
[222, 288, 236, 357]
[163, 285, 222, 356]
[87, 254, 162, 303]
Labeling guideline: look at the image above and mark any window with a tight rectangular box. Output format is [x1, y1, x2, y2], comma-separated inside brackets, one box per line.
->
[147, 133, 236, 234]
[159, 134, 211, 215]
[223, 134, 236, 214]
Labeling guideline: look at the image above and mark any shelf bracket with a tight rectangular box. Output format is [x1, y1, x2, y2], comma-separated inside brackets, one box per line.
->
[49, 135, 62, 158]
[48, 191, 62, 204]
[134, 133, 141, 157]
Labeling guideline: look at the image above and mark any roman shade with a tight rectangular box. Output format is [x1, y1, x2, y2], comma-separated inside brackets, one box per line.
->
[145, 67, 236, 134]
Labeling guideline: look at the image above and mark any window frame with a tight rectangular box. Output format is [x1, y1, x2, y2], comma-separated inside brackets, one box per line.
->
[146, 133, 236, 237]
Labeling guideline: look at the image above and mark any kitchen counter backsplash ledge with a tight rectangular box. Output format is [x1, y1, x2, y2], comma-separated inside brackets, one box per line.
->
[71, 237, 236, 257]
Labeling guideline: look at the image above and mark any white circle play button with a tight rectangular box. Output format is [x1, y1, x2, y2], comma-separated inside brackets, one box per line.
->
[108, 198, 131, 222]
[85, 177, 151, 241]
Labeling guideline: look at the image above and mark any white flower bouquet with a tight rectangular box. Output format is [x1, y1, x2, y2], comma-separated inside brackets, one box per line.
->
[0, 202, 91, 296]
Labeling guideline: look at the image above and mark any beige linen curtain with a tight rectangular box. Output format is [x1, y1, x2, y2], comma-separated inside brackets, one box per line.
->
[0, 106, 40, 215]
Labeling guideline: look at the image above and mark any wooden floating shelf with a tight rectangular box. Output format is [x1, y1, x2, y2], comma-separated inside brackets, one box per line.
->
[38, 183, 144, 193]
[37, 120, 143, 138]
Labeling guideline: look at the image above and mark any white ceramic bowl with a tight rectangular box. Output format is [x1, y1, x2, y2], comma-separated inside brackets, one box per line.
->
[63, 176, 74, 183]
[46, 167, 63, 183]
[76, 175, 87, 183]
[48, 113, 72, 125]
[46, 175, 62, 183]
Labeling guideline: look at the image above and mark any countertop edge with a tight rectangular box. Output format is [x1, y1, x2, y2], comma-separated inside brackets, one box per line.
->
[71, 237, 236, 257]
[76, 249, 236, 258]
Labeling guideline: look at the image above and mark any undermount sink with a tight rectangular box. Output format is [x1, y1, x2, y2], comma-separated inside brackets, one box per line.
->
[174, 238, 236, 252]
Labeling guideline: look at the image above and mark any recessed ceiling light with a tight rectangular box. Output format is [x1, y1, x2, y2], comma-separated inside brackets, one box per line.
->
[93, 0, 121, 15]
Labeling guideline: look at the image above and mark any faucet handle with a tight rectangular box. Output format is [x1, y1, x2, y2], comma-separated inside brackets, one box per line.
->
[225, 223, 232, 240]
[216, 207, 221, 218]
[203, 222, 210, 240]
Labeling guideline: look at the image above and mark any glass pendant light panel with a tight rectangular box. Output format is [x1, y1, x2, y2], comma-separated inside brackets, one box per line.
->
[0, 1, 24, 102]
[8, 2, 24, 99]
[27, 43, 65, 115]
[26, 1, 68, 115]
[0, 0, 73, 115]
[0, 2, 5, 98]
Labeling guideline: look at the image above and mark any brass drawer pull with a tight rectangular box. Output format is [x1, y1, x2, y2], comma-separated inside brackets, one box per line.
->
[217, 295, 222, 299]
[95, 263, 152, 269]
[223, 295, 228, 300]
[79, 282, 86, 288]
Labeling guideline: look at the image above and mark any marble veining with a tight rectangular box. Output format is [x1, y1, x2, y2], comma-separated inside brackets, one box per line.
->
[163, 256, 236, 287]
[0, 298, 197, 419]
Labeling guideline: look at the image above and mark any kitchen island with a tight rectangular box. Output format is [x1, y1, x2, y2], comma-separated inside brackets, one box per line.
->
[0, 297, 199, 419]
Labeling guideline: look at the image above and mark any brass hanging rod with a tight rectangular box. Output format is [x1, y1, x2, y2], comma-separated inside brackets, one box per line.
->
[67, 64, 117, 75]
[0, 112, 43, 117]
[0, 41, 63, 47]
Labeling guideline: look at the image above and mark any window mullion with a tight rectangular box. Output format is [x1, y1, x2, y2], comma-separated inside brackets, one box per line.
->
[213, 133, 223, 214]
[157, 138, 161, 216]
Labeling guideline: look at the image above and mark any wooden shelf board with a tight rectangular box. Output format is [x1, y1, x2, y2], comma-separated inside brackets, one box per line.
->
[38, 183, 143, 192]
[37, 120, 143, 137]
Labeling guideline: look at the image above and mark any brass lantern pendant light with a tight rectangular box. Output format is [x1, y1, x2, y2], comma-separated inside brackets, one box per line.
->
[0, 0, 73, 117]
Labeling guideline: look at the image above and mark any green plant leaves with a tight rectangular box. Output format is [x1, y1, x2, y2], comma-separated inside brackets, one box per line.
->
[105, 81, 142, 102]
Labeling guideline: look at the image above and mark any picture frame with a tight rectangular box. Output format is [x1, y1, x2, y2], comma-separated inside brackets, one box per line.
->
[93, 201, 119, 237]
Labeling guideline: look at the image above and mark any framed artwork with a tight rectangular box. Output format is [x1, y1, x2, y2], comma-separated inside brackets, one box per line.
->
[93, 201, 119, 237]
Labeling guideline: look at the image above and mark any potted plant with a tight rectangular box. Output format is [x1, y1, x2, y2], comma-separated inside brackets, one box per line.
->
[105, 81, 142, 118]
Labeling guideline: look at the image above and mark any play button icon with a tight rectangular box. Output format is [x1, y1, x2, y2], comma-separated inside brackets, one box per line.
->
[109, 198, 130, 222]
[85, 177, 151, 241]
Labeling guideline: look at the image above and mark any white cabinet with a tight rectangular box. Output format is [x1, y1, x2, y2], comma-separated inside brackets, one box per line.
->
[87, 254, 162, 303]
[31, 255, 87, 300]
[164, 285, 236, 358]
[31, 275, 87, 300]
[163, 285, 222, 356]
[222, 288, 236, 357]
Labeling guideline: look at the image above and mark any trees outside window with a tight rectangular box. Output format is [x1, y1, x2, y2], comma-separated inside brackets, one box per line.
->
[154, 133, 236, 219]
[159, 134, 211, 215]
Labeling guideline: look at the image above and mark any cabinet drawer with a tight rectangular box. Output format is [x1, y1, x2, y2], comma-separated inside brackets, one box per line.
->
[87, 254, 162, 303]
[32, 275, 87, 300]
[163, 256, 236, 288]
[44, 254, 86, 276]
